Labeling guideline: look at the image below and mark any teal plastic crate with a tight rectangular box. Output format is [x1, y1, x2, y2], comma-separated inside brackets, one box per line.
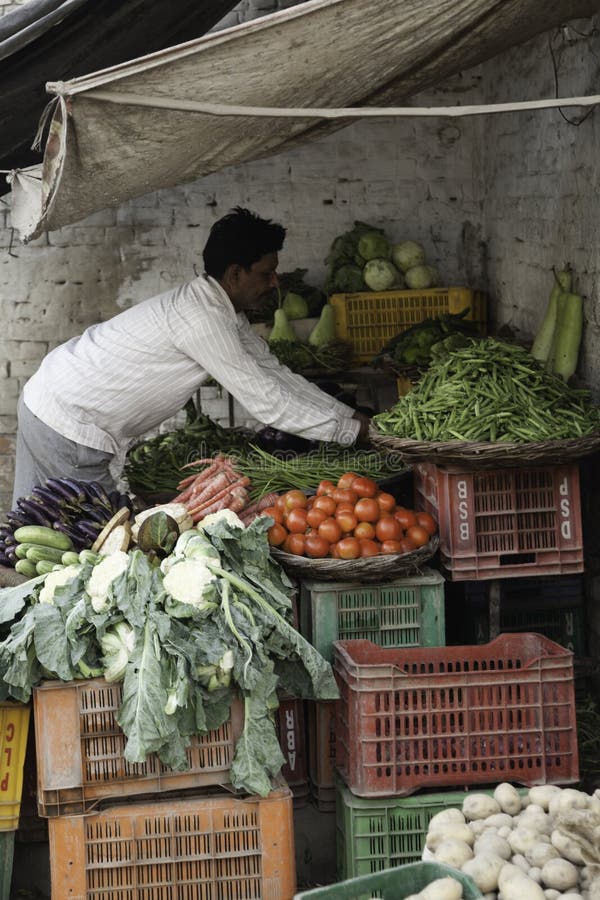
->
[300, 568, 445, 663]
[0, 831, 14, 900]
[294, 861, 483, 899]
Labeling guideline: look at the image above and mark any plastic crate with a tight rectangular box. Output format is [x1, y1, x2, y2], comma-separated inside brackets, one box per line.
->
[464, 575, 586, 654]
[276, 696, 309, 807]
[48, 786, 296, 900]
[295, 860, 482, 899]
[33, 678, 244, 816]
[329, 287, 486, 363]
[414, 461, 584, 580]
[299, 569, 446, 664]
[0, 831, 14, 900]
[334, 633, 578, 798]
[0, 702, 30, 832]
[307, 700, 338, 812]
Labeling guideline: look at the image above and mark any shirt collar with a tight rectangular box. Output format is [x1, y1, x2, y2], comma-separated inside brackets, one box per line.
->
[202, 273, 248, 326]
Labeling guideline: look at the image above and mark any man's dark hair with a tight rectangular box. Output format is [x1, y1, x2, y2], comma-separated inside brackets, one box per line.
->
[203, 207, 286, 278]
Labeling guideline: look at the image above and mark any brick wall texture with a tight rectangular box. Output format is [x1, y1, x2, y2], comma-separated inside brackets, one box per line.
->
[0, 2, 599, 515]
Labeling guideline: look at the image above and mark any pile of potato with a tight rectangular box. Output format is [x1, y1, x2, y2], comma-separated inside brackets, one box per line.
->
[423, 783, 600, 900]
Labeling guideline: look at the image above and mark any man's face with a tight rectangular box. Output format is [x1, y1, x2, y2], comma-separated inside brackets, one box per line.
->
[226, 252, 279, 312]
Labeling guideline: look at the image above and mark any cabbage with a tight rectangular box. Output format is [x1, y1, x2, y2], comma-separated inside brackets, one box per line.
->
[363, 259, 401, 292]
[405, 264, 439, 290]
[357, 231, 391, 261]
[391, 240, 426, 273]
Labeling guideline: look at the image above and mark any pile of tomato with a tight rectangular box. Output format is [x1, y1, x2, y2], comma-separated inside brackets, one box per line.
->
[264, 472, 437, 559]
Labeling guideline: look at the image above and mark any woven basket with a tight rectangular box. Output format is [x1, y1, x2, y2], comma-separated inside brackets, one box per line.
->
[271, 536, 439, 583]
[369, 426, 600, 469]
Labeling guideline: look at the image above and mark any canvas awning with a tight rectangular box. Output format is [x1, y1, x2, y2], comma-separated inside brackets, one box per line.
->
[9, 0, 597, 242]
[0, 0, 239, 187]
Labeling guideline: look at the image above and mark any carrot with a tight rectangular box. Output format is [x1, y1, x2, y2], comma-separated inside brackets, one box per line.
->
[192, 493, 232, 522]
[257, 492, 280, 510]
[181, 455, 226, 471]
[188, 476, 251, 517]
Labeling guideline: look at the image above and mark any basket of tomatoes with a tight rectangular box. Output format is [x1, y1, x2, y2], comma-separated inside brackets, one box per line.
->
[267, 472, 439, 583]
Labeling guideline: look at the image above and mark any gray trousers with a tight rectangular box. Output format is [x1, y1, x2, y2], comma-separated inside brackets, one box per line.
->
[12, 395, 115, 506]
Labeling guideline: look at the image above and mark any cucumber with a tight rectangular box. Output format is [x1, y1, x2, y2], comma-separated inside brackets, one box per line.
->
[26, 545, 66, 565]
[61, 551, 81, 566]
[36, 559, 62, 576]
[13, 525, 72, 551]
[15, 542, 36, 560]
[79, 549, 101, 566]
[15, 558, 37, 578]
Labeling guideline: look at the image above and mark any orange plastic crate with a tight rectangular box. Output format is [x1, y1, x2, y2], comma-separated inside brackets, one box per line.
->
[33, 678, 244, 816]
[329, 287, 486, 363]
[0, 702, 30, 832]
[414, 461, 584, 580]
[48, 786, 296, 900]
[334, 634, 578, 798]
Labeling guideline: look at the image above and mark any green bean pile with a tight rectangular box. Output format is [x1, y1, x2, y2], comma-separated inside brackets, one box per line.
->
[373, 337, 600, 442]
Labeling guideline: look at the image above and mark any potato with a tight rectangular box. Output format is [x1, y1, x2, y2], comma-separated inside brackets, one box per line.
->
[428, 808, 466, 829]
[509, 827, 543, 856]
[540, 858, 579, 892]
[474, 832, 512, 860]
[433, 838, 473, 869]
[485, 813, 514, 830]
[463, 794, 501, 821]
[420, 877, 463, 900]
[494, 783, 524, 815]
[528, 785, 562, 811]
[548, 789, 590, 819]
[461, 853, 505, 893]
[551, 829, 585, 865]
[427, 824, 474, 850]
[526, 842, 561, 869]
[498, 864, 547, 900]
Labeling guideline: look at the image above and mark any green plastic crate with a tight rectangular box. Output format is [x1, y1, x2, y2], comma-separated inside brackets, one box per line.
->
[294, 861, 483, 899]
[0, 831, 14, 900]
[300, 568, 445, 663]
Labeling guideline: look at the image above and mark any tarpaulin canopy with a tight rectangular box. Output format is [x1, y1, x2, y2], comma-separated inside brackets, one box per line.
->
[0, 0, 239, 187]
[10, 0, 597, 241]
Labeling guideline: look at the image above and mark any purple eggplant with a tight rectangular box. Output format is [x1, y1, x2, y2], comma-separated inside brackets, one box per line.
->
[16, 498, 54, 528]
[6, 511, 27, 529]
[76, 520, 103, 541]
[52, 521, 88, 550]
[4, 547, 16, 565]
[44, 477, 80, 502]
[32, 484, 68, 509]
[85, 481, 113, 509]
[77, 503, 110, 526]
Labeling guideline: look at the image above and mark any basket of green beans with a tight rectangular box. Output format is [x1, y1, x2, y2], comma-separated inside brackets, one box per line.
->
[370, 337, 600, 468]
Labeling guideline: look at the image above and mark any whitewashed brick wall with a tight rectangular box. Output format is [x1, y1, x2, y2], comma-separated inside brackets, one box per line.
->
[0, 3, 598, 517]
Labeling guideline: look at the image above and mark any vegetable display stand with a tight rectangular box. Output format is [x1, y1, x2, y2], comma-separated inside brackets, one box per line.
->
[413, 461, 584, 580]
[299, 569, 446, 664]
[334, 634, 579, 798]
[295, 859, 482, 899]
[307, 700, 338, 812]
[329, 287, 486, 363]
[48, 785, 296, 900]
[33, 678, 244, 816]
[0, 702, 30, 832]
[276, 696, 309, 807]
[463, 574, 586, 654]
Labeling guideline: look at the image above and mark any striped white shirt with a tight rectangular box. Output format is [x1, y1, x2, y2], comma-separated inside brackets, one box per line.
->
[23, 274, 360, 454]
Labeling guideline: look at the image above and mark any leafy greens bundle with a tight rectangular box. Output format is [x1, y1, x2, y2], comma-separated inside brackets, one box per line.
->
[0, 516, 338, 797]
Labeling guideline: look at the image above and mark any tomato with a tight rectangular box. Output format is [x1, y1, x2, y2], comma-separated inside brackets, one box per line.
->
[337, 472, 359, 490]
[267, 523, 288, 546]
[318, 517, 342, 544]
[405, 525, 431, 548]
[275, 495, 287, 513]
[285, 533, 306, 556]
[284, 489, 309, 512]
[313, 496, 337, 517]
[337, 536, 361, 559]
[262, 505, 284, 525]
[359, 538, 380, 557]
[351, 476, 378, 498]
[305, 533, 331, 558]
[380, 539, 405, 554]
[416, 511, 437, 537]
[354, 521, 376, 540]
[376, 492, 396, 513]
[316, 479, 336, 496]
[330, 541, 341, 559]
[336, 509, 358, 534]
[354, 498, 381, 523]
[286, 508, 309, 534]
[375, 515, 403, 543]
[332, 488, 359, 506]
[398, 536, 417, 553]
[306, 507, 328, 529]
[394, 507, 418, 530]
[335, 502, 355, 515]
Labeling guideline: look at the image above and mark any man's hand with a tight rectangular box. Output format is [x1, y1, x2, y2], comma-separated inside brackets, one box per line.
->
[352, 411, 372, 447]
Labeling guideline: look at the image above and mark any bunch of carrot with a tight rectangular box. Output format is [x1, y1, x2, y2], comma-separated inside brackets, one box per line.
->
[173, 455, 279, 524]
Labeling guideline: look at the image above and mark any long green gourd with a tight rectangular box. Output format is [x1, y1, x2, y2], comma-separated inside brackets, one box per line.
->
[531, 266, 572, 366]
[552, 291, 584, 381]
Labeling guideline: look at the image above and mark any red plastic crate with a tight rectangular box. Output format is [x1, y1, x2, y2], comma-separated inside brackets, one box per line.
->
[334, 634, 578, 798]
[276, 696, 309, 806]
[33, 678, 244, 816]
[48, 786, 296, 900]
[414, 461, 583, 580]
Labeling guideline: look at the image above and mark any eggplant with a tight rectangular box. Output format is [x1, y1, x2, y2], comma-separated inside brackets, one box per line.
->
[4, 547, 16, 564]
[52, 521, 89, 551]
[78, 503, 111, 526]
[85, 481, 113, 508]
[45, 477, 81, 502]
[76, 520, 103, 541]
[59, 477, 88, 503]
[16, 498, 54, 528]
[6, 511, 27, 529]
[117, 493, 134, 513]
[32, 484, 68, 509]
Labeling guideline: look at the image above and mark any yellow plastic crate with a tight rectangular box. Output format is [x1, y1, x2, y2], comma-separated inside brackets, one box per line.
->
[329, 286, 486, 363]
[0, 702, 30, 831]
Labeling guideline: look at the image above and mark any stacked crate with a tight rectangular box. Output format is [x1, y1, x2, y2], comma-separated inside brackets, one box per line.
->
[0, 702, 30, 900]
[31, 678, 297, 899]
